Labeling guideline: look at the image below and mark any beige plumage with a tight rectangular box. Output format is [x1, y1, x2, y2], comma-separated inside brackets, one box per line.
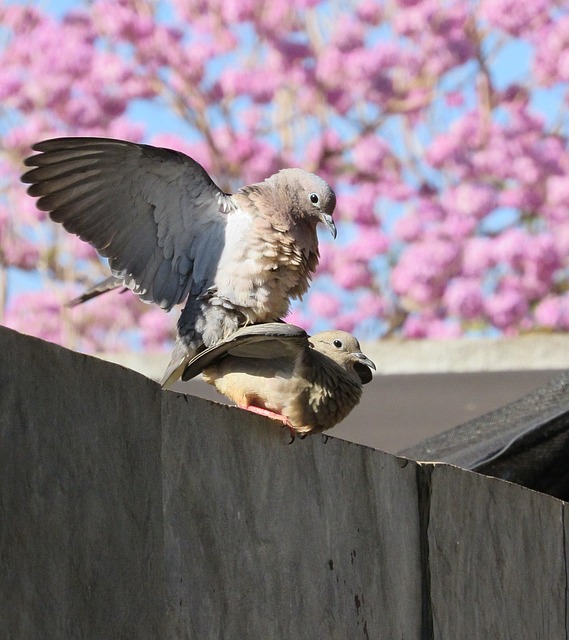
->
[22, 137, 337, 386]
[182, 323, 376, 435]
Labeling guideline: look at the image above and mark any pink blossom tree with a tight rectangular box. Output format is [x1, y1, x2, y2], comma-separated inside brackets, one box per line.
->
[2, 0, 569, 352]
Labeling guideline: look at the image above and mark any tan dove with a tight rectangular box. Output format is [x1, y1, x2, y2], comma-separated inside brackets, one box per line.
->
[181, 322, 376, 435]
[22, 137, 337, 386]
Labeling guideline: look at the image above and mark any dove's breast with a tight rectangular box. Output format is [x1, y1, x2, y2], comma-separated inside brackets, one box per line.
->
[213, 208, 317, 321]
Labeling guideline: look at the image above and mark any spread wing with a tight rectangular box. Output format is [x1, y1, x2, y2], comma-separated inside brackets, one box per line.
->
[181, 323, 309, 381]
[22, 137, 235, 311]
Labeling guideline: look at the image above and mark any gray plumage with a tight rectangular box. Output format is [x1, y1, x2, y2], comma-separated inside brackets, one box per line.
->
[22, 137, 337, 385]
[182, 322, 376, 435]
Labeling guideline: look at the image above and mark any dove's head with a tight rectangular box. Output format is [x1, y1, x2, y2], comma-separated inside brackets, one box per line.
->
[310, 331, 376, 384]
[266, 168, 337, 238]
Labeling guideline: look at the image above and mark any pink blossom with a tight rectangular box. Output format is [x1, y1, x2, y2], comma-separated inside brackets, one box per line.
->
[510, 155, 541, 184]
[308, 292, 341, 318]
[519, 235, 560, 298]
[92, 1, 155, 41]
[2, 236, 40, 270]
[490, 231, 560, 296]
[533, 17, 569, 85]
[315, 241, 335, 274]
[333, 313, 358, 334]
[4, 290, 66, 344]
[220, 0, 258, 23]
[352, 135, 391, 173]
[424, 319, 462, 339]
[219, 69, 277, 103]
[393, 0, 474, 73]
[0, 69, 23, 101]
[337, 185, 380, 226]
[427, 319, 462, 340]
[553, 224, 569, 256]
[395, 214, 423, 242]
[427, 131, 463, 168]
[3, 115, 55, 154]
[104, 118, 145, 142]
[402, 311, 461, 339]
[356, 0, 383, 24]
[534, 297, 568, 330]
[333, 261, 374, 291]
[1, 5, 43, 33]
[480, 0, 550, 37]
[441, 183, 497, 219]
[445, 91, 464, 108]
[290, 0, 320, 7]
[305, 131, 344, 179]
[64, 235, 98, 261]
[206, 127, 281, 183]
[484, 288, 528, 330]
[314, 48, 344, 89]
[378, 177, 414, 202]
[439, 215, 476, 239]
[331, 18, 364, 53]
[284, 307, 309, 331]
[443, 278, 484, 320]
[139, 308, 175, 351]
[546, 175, 569, 207]
[351, 229, 389, 260]
[392, 240, 461, 305]
[402, 315, 428, 339]
[356, 292, 385, 319]
[492, 228, 530, 267]
[67, 286, 144, 351]
[414, 197, 445, 223]
[498, 187, 543, 210]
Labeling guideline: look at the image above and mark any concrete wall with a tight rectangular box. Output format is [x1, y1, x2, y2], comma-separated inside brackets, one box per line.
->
[1, 325, 567, 639]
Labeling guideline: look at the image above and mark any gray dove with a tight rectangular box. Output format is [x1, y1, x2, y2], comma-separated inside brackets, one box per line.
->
[181, 322, 376, 435]
[22, 137, 337, 386]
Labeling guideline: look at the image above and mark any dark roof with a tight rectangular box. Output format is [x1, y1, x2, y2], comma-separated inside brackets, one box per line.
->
[401, 371, 569, 501]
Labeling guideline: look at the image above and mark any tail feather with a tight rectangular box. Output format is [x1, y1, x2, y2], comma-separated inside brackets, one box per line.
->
[66, 275, 124, 307]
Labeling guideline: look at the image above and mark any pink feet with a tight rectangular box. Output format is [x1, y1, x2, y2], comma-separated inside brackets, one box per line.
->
[240, 404, 292, 427]
[238, 404, 297, 441]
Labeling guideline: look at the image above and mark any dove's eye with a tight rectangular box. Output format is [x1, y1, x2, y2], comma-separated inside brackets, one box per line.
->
[309, 193, 319, 205]
[333, 339, 343, 348]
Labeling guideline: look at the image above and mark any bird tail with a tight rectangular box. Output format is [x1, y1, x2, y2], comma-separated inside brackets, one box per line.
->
[66, 276, 124, 307]
[160, 339, 192, 388]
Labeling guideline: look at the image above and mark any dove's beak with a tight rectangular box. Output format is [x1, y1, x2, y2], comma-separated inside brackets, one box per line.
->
[320, 212, 337, 239]
[352, 352, 376, 385]
[354, 353, 376, 371]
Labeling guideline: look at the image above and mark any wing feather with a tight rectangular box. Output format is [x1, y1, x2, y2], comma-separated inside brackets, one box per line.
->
[181, 323, 308, 380]
[22, 137, 234, 311]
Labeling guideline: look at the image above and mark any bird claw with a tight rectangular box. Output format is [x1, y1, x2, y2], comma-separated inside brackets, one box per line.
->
[237, 404, 301, 443]
[239, 404, 296, 428]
